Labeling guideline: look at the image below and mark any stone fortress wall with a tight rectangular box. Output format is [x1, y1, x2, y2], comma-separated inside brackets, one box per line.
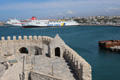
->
[0, 34, 91, 80]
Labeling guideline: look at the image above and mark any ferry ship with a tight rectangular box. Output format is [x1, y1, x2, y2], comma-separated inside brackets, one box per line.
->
[3, 18, 22, 27]
[22, 16, 79, 28]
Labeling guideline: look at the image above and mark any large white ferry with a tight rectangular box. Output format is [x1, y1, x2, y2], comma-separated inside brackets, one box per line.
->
[3, 18, 22, 27]
[22, 16, 79, 28]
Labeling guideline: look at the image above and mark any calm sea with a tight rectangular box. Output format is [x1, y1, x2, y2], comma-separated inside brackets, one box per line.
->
[0, 26, 120, 80]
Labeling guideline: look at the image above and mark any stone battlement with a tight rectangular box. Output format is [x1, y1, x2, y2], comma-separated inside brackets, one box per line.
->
[1, 35, 53, 42]
[0, 34, 92, 80]
[64, 45, 91, 80]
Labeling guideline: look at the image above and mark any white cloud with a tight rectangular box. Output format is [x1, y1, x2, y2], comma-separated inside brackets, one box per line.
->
[56, 13, 64, 16]
[0, 0, 120, 19]
[105, 7, 120, 12]
[67, 11, 74, 14]
[0, 0, 120, 10]
[55, 11, 76, 17]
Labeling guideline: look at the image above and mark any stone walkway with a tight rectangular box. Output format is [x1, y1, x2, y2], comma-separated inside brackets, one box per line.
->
[0, 54, 78, 80]
[0, 64, 5, 79]
[0, 57, 8, 79]
[33, 55, 77, 80]
[0, 54, 30, 80]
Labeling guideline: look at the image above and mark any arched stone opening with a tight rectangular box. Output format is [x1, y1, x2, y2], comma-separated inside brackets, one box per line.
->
[19, 47, 28, 54]
[55, 47, 60, 57]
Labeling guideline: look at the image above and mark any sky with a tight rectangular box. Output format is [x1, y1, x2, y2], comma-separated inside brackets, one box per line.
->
[0, 0, 120, 21]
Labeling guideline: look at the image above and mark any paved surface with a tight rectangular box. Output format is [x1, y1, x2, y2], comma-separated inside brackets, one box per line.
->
[33, 55, 76, 80]
[0, 54, 77, 80]
[0, 64, 5, 79]
[1, 62, 23, 80]
[0, 57, 8, 79]
[0, 54, 29, 80]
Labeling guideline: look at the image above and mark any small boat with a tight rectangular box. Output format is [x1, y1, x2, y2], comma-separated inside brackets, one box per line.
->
[3, 18, 22, 27]
[22, 16, 79, 28]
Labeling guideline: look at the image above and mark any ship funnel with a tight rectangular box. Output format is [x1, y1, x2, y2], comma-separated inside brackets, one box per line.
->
[30, 16, 37, 20]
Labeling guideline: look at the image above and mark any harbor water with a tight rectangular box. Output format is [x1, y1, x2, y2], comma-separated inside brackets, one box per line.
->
[0, 26, 120, 80]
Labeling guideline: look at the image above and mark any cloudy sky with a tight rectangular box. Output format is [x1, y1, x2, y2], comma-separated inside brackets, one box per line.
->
[0, 0, 120, 21]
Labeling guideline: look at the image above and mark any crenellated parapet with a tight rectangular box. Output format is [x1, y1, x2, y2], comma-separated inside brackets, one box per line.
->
[0, 35, 53, 44]
[64, 45, 92, 80]
[0, 35, 53, 55]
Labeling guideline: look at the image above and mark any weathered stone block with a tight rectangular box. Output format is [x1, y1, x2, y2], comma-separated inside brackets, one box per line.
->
[82, 67, 91, 74]
[1, 37, 5, 41]
[13, 36, 16, 40]
[38, 36, 42, 40]
[34, 36, 37, 40]
[29, 36, 32, 40]
[18, 36, 22, 40]
[24, 36, 27, 40]
[82, 72, 92, 80]
[7, 36, 11, 40]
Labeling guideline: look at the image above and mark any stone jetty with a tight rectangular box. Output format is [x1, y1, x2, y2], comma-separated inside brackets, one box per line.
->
[0, 34, 92, 80]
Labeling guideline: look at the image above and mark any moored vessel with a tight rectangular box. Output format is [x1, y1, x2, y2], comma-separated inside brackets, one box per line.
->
[22, 16, 79, 28]
[3, 18, 22, 27]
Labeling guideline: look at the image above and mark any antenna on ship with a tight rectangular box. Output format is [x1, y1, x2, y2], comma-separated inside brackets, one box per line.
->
[15, 16, 17, 20]
[9, 17, 11, 20]
[63, 16, 65, 19]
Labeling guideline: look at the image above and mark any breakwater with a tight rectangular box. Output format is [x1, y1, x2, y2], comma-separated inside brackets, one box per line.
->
[99, 40, 120, 49]
[0, 34, 92, 80]
[99, 40, 120, 52]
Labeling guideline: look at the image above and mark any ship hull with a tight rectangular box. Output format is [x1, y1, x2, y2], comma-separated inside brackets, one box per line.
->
[3, 23, 22, 27]
[22, 25, 79, 28]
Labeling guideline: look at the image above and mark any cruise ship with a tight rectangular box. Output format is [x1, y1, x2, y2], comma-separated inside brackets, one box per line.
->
[3, 18, 22, 27]
[22, 16, 79, 28]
